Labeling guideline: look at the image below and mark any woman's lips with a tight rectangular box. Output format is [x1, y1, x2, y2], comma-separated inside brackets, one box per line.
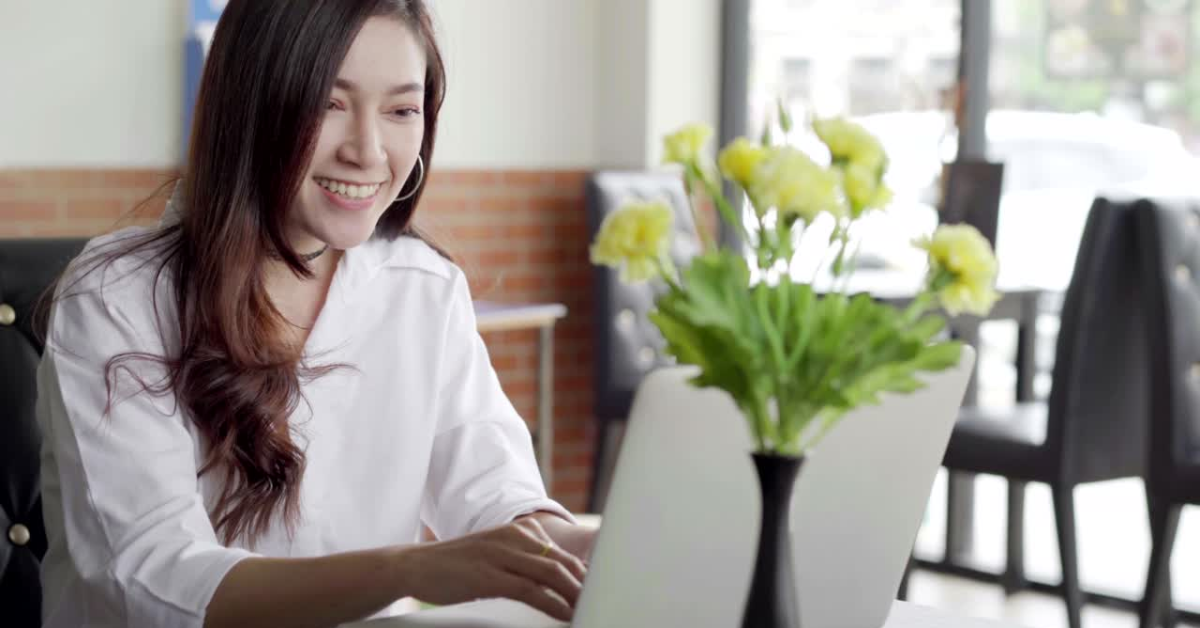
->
[316, 180, 381, 211]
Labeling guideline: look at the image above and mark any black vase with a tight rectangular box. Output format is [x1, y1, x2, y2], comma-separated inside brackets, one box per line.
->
[741, 452, 804, 628]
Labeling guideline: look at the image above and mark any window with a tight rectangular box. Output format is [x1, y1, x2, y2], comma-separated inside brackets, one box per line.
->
[746, 0, 962, 275]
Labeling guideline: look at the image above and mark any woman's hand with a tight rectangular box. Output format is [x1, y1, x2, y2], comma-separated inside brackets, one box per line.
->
[517, 512, 599, 563]
[394, 517, 588, 621]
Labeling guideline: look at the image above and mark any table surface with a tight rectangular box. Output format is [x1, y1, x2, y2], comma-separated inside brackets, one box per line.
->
[343, 598, 1028, 628]
[473, 301, 568, 333]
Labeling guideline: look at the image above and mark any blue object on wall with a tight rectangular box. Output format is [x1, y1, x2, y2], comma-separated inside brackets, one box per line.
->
[183, 0, 226, 161]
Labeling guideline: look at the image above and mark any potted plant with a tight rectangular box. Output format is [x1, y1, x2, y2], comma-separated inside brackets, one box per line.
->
[589, 107, 999, 628]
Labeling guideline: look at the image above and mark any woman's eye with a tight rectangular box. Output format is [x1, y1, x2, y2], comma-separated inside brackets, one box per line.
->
[327, 100, 343, 111]
[392, 107, 421, 118]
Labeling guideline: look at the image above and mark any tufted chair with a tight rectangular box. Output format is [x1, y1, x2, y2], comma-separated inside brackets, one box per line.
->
[1135, 199, 1200, 628]
[1, 238, 88, 628]
[939, 159, 1004, 247]
[939, 197, 1151, 628]
[585, 171, 704, 513]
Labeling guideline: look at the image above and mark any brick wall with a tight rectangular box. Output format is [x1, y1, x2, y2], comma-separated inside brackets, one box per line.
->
[0, 170, 175, 237]
[419, 171, 598, 512]
[0, 168, 599, 513]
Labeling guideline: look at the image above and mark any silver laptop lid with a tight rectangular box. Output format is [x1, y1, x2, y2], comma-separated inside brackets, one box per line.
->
[576, 347, 975, 628]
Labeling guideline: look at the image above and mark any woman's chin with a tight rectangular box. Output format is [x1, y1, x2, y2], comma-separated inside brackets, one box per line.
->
[314, 222, 378, 251]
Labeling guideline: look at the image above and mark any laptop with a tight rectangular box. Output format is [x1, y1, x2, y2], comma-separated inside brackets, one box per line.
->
[372, 346, 975, 628]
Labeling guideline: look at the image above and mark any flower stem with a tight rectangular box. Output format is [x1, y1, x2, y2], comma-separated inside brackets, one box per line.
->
[682, 172, 715, 254]
[653, 256, 683, 293]
[903, 291, 934, 323]
[689, 162, 752, 247]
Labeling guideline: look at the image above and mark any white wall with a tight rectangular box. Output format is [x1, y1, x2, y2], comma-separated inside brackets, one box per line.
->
[0, 0, 719, 171]
[646, 0, 722, 166]
[0, 0, 187, 168]
[592, 0, 651, 169]
[432, 0, 597, 169]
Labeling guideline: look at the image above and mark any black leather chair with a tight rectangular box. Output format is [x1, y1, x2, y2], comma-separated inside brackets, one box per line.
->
[1136, 199, 1200, 628]
[939, 159, 1004, 248]
[939, 197, 1151, 628]
[585, 172, 703, 513]
[1, 238, 88, 628]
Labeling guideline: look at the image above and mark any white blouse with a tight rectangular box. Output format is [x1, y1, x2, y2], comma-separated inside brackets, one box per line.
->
[36, 228, 570, 628]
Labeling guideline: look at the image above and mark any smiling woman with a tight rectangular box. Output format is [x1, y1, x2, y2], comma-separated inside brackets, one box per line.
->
[34, 2, 594, 628]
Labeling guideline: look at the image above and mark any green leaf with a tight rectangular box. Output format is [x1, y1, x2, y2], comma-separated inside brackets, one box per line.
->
[777, 97, 793, 134]
[909, 314, 946, 342]
[910, 340, 964, 371]
[646, 252, 769, 434]
[648, 244, 966, 454]
[784, 283, 818, 371]
[754, 283, 786, 370]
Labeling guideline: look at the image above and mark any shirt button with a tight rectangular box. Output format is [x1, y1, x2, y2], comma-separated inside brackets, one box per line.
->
[8, 523, 30, 547]
[0, 303, 15, 326]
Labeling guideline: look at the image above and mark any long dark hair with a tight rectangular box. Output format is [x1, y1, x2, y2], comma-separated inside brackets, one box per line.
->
[59, 0, 447, 546]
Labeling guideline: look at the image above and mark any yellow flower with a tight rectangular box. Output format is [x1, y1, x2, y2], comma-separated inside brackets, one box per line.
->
[718, 137, 768, 189]
[813, 117, 885, 170]
[662, 123, 714, 166]
[589, 200, 675, 283]
[869, 183, 893, 208]
[914, 224, 1000, 316]
[842, 161, 892, 216]
[749, 146, 845, 222]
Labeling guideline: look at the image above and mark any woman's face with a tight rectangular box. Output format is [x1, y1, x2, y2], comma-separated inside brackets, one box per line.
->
[290, 16, 427, 252]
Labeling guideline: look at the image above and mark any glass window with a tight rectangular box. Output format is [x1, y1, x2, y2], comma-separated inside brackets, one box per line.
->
[747, 0, 962, 276]
[989, 0, 1200, 295]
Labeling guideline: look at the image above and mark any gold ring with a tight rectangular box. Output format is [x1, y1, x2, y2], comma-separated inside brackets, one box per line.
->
[540, 542, 553, 557]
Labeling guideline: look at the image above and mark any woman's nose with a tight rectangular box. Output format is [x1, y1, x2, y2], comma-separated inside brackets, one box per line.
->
[338, 115, 387, 169]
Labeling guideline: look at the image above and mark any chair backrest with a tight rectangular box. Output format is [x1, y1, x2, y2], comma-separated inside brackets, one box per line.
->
[1136, 198, 1200, 487]
[939, 159, 1004, 248]
[1042, 197, 1149, 483]
[0, 238, 87, 628]
[586, 171, 703, 421]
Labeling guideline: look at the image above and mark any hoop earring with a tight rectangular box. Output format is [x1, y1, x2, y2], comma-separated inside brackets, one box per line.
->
[396, 155, 425, 202]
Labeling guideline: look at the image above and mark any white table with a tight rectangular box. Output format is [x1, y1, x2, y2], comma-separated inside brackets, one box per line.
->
[343, 598, 1028, 628]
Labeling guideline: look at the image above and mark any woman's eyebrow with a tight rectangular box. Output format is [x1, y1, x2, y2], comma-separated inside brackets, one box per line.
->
[333, 77, 424, 95]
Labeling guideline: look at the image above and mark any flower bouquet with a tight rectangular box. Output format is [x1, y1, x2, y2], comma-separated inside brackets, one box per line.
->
[588, 106, 999, 628]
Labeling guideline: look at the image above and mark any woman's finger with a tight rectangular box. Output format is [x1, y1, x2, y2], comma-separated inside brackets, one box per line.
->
[499, 548, 583, 608]
[508, 520, 588, 583]
[503, 526, 588, 584]
[494, 572, 574, 622]
[544, 543, 587, 582]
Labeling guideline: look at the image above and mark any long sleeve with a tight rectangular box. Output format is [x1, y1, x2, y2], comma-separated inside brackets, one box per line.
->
[37, 279, 256, 628]
[420, 272, 573, 540]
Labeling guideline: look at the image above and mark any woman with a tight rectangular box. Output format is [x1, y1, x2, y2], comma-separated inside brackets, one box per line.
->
[36, 1, 594, 626]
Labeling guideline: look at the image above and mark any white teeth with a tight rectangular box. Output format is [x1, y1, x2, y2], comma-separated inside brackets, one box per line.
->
[316, 178, 380, 200]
